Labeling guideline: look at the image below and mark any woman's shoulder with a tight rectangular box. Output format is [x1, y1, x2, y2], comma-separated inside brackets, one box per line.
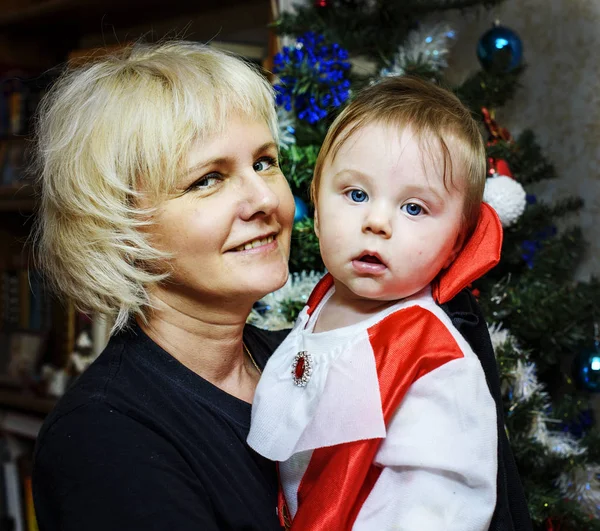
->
[35, 334, 130, 448]
[36, 324, 169, 449]
[35, 399, 149, 459]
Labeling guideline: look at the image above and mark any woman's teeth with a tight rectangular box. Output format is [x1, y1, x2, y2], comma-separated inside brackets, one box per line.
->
[234, 235, 274, 252]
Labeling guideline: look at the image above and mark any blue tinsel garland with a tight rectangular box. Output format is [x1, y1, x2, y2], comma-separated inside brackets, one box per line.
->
[273, 32, 351, 124]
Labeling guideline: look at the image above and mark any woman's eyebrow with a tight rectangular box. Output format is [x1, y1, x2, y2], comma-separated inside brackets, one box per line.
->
[186, 142, 277, 176]
[253, 141, 278, 158]
[185, 157, 228, 178]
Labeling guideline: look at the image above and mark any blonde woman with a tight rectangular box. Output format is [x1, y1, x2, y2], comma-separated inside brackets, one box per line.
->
[32, 41, 295, 530]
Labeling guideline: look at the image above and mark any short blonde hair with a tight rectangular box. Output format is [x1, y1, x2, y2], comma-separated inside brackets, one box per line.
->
[33, 40, 278, 331]
[311, 76, 486, 236]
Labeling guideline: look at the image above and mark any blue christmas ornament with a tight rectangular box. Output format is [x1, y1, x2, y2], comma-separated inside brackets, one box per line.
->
[573, 327, 600, 392]
[294, 195, 309, 222]
[477, 23, 523, 73]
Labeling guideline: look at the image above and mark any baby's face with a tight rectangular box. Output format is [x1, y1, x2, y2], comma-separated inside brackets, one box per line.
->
[314, 121, 465, 304]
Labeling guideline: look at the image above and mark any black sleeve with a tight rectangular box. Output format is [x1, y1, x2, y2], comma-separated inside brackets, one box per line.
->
[33, 403, 219, 531]
[441, 289, 533, 531]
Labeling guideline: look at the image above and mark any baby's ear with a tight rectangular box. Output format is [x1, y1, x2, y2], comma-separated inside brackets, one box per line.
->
[443, 231, 466, 269]
[314, 208, 320, 238]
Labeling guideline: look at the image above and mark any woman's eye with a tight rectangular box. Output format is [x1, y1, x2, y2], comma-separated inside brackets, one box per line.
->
[402, 203, 423, 216]
[347, 189, 368, 203]
[253, 156, 277, 172]
[192, 174, 222, 189]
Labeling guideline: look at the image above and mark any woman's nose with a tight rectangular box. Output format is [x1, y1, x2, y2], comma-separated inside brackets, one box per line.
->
[239, 172, 280, 220]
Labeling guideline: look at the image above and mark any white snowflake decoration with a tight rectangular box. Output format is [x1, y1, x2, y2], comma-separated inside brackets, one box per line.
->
[484, 175, 527, 227]
[380, 23, 456, 77]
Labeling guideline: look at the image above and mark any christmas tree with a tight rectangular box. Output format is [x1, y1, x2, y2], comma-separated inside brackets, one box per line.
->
[249, 1, 600, 529]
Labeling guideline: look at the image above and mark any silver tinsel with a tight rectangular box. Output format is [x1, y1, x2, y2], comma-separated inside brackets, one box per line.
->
[488, 322, 515, 353]
[511, 360, 544, 403]
[489, 322, 584, 458]
[247, 270, 324, 330]
[380, 23, 456, 78]
[530, 413, 584, 458]
[557, 465, 600, 518]
[277, 107, 296, 150]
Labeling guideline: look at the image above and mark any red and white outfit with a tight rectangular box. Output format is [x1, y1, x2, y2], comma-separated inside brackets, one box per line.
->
[248, 204, 503, 531]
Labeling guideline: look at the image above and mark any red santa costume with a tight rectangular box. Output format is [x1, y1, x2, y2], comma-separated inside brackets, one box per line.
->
[248, 203, 503, 531]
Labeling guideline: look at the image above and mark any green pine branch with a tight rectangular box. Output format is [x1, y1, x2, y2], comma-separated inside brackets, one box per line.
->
[511, 129, 559, 185]
[280, 144, 321, 194]
[457, 67, 523, 111]
[289, 217, 323, 274]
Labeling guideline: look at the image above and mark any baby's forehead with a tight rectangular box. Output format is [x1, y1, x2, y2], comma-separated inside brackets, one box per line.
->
[330, 120, 452, 162]
[325, 120, 468, 188]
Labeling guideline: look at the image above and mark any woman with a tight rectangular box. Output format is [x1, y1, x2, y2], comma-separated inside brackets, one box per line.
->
[32, 40, 295, 530]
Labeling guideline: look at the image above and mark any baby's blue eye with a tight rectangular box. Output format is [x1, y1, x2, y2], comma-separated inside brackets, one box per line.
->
[403, 203, 423, 216]
[349, 189, 368, 203]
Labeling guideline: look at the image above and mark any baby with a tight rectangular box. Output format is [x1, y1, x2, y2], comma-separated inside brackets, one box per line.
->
[249, 76, 502, 530]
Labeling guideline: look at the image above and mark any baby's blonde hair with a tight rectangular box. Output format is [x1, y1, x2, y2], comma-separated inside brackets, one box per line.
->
[311, 76, 486, 237]
[33, 40, 278, 331]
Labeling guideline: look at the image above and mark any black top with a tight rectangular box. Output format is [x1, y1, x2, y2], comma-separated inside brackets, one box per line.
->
[32, 322, 289, 531]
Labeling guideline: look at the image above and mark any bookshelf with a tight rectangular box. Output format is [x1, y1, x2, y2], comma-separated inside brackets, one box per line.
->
[0, 390, 55, 417]
[0, 184, 35, 213]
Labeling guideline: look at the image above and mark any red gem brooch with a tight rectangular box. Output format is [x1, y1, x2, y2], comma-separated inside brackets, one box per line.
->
[292, 351, 313, 387]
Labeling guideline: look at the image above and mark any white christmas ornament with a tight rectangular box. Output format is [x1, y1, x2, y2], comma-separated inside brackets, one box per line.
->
[483, 175, 527, 227]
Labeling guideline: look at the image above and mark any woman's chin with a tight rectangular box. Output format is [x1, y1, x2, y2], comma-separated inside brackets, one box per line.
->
[246, 266, 290, 299]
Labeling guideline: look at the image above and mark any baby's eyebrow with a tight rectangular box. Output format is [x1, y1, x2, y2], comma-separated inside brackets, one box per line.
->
[394, 184, 447, 207]
[331, 168, 371, 182]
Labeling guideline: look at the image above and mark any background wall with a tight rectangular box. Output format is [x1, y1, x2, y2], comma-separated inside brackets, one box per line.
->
[443, 0, 600, 281]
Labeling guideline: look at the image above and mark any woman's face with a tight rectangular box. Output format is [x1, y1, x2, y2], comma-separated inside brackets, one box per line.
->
[146, 116, 294, 312]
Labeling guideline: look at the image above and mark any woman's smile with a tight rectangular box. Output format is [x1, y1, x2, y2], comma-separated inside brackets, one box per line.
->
[229, 233, 277, 252]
